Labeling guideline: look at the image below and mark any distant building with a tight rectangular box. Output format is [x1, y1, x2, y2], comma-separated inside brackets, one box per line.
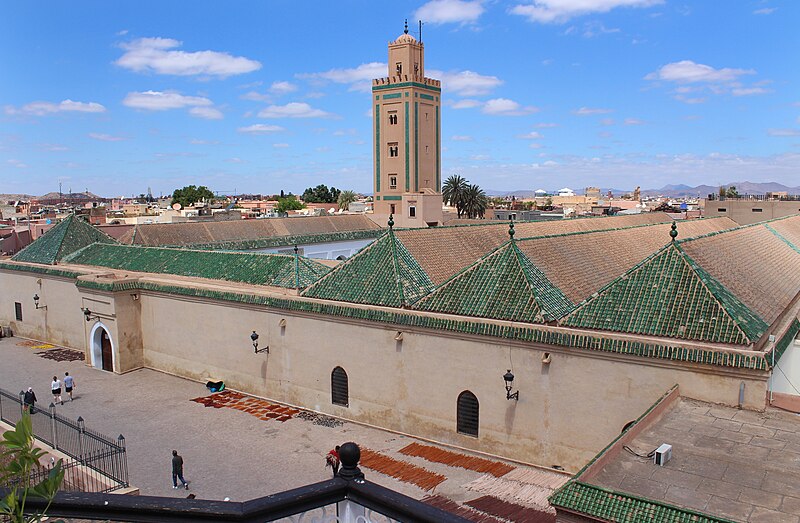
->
[703, 195, 800, 225]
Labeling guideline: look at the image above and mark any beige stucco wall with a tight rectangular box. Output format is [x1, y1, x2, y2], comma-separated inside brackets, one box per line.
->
[0, 267, 769, 471]
[704, 199, 800, 225]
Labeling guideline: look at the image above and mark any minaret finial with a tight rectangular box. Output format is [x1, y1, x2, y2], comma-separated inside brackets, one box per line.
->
[404, 19, 409, 34]
[388, 214, 394, 230]
[670, 222, 678, 242]
[508, 219, 515, 240]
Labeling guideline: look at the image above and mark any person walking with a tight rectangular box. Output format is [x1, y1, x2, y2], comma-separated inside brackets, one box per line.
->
[326, 445, 341, 478]
[23, 387, 37, 413]
[51, 376, 62, 405]
[63, 372, 75, 401]
[171, 450, 189, 490]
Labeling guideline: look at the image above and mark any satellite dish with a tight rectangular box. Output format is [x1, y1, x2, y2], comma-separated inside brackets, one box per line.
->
[45, 219, 52, 225]
[172, 203, 182, 210]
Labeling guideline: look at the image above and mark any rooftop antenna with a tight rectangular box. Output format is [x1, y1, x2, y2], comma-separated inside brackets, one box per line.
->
[404, 19, 408, 34]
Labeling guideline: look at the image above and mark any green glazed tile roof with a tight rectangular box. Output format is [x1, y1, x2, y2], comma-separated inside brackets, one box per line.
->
[302, 230, 435, 307]
[550, 481, 734, 523]
[414, 241, 574, 322]
[12, 215, 117, 265]
[562, 243, 767, 345]
[61, 243, 329, 289]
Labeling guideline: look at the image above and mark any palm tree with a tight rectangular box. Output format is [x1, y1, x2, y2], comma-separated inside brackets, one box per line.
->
[462, 184, 488, 219]
[337, 190, 358, 211]
[442, 174, 468, 217]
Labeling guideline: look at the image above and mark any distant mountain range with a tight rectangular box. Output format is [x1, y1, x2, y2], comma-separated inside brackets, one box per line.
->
[487, 181, 800, 198]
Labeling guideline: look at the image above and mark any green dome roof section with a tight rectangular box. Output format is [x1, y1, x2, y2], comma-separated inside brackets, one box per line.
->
[12, 214, 117, 265]
[562, 243, 767, 345]
[414, 241, 574, 323]
[61, 243, 330, 289]
[301, 230, 434, 307]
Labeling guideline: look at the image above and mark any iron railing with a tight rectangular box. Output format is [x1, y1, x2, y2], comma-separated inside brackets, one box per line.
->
[0, 386, 128, 492]
[7, 476, 469, 522]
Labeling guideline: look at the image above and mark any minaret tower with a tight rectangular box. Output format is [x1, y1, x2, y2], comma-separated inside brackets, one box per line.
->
[372, 21, 442, 227]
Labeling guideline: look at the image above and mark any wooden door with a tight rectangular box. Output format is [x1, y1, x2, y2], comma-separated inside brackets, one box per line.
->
[100, 330, 113, 372]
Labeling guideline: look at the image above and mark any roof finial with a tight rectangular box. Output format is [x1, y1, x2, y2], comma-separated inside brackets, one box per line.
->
[670, 222, 678, 242]
[388, 213, 394, 230]
[404, 19, 409, 34]
[508, 219, 515, 240]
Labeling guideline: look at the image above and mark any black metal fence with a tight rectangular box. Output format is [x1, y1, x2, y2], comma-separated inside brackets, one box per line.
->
[0, 387, 128, 493]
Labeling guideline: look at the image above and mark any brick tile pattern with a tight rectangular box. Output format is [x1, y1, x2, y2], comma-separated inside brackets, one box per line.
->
[190, 391, 299, 422]
[359, 447, 446, 491]
[399, 442, 515, 478]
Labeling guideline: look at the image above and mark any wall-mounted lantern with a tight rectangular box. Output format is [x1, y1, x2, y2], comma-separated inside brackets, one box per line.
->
[252, 330, 269, 354]
[394, 331, 403, 341]
[81, 307, 99, 322]
[503, 369, 519, 401]
[33, 294, 47, 310]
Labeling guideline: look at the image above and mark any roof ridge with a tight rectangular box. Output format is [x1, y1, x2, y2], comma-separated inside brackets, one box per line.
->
[765, 223, 800, 254]
[388, 229, 406, 305]
[299, 230, 391, 297]
[675, 214, 800, 246]
[676, 244, 767, 342]
[508, 241, 574, 321]
[561, 242, 760, 345]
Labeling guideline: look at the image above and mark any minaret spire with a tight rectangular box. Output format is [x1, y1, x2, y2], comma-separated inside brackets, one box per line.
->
[404, 19, 409, 34]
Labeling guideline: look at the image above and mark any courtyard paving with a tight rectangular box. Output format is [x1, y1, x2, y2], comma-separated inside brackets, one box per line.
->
[0, 336, 567, 521]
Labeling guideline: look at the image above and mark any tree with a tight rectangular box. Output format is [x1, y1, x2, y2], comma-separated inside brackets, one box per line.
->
[275, 196, 304, 214]
[171, 185, 214, 208]
[725, 186, 739, 198]
[301, 184, 340, 204]
[337, 190, 358, 211]
[0, 413, 64, 522]
[461, 184, 488, 219]
[442, 175, 468, 217]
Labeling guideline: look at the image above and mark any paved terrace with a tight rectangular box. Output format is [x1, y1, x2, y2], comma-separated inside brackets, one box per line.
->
[0, 336, 567, 522]
[590, 398, 800, 522]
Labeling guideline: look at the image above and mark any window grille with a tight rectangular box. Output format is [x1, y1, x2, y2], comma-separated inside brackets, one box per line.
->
[331, 366, 349, 407]
[457, 391, 479, 437]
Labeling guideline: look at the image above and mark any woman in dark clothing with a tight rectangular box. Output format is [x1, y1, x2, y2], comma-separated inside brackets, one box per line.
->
[23, 387, 37, 413]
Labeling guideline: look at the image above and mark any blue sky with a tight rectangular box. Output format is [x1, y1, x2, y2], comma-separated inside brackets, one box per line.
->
[1, 0, 798, 197]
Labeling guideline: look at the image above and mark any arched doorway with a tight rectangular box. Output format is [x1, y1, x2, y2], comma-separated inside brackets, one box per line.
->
[89, 323, 114, 372]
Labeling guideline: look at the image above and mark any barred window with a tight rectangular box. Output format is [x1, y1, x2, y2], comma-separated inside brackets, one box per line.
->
[457, 390, 479, 437]
[331, 366, 349, 407]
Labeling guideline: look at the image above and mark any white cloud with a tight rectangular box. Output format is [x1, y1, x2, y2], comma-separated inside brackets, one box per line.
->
[518, 131, 543, 139]
[414, 0, 485, 24]
[511, 0, 662, 24]
[482, 98, 539, 116]
[600, 118, 615, 126]
[299, 62, 386, 92]
[226, 157, 245, 163]
[731, 87, 771, 96]
[646, 60, 754, 84]
[429, 69, 502, 96]
[624, 118, 645, 125]
[270, 81, 297, 94]
[258, 102, 331, 119]
[241, 91, 271, 102]
[768, 129, 800, 137]
[189, 106, 224, 119]
[88, 133, 127, 142]
[40, 144, 69, 151]
[5, 99, 106, 116]
[451, 99, 482, 109]
[7, 159, 28, 168]
[123, 90, 212, 111]
[753, 7, 776, 15]
[536, 122, 559, 128]
[451, 135, 473, 141]
[237, 124, 285, 134]
[273, 143, 290, 148]
[116, 37, 261, 78]
[573, 107, 613, 115]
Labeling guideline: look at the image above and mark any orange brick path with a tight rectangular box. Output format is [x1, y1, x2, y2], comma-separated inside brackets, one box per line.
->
[191, 390, 299, 422]
[359, 448, 446, 491]
[399, 442, 515, 477]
